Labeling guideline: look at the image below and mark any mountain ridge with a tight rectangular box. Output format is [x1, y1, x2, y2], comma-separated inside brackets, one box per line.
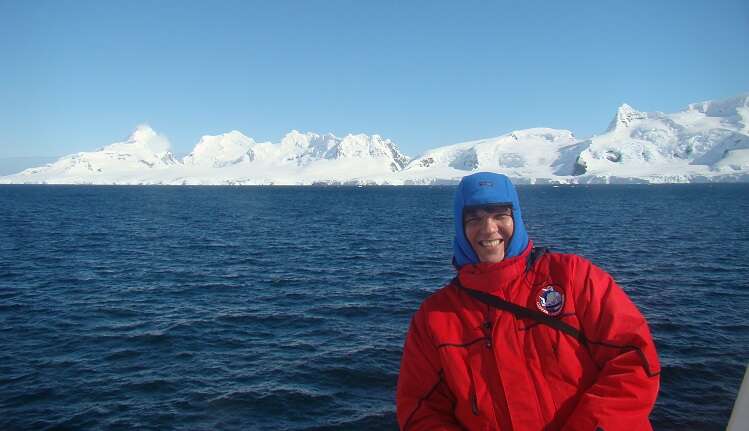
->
[2, 94, 748, 185]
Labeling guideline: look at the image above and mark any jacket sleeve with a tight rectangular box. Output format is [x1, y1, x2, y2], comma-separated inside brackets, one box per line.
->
[561, 257, 661, 431]
[396, 306, 462, 431]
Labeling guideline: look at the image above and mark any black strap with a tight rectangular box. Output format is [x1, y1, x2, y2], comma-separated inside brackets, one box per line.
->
[458, 246, 583, 342]
[457, 280, 662, 377]
[454, 278, 587, 346]
[525, 246, 548, 272]
[454, 247, 660, 377]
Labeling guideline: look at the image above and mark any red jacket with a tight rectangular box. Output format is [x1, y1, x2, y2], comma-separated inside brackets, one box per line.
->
[396, 244, 660, 430]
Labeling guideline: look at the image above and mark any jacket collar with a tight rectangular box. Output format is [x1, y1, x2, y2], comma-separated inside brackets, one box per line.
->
[457, 241, 533, 296]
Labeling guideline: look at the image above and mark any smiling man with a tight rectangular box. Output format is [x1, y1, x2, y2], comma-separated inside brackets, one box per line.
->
[396, 172, 660, 431]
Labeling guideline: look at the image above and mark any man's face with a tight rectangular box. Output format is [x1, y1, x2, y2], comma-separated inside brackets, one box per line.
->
[463, 206, 515, 264]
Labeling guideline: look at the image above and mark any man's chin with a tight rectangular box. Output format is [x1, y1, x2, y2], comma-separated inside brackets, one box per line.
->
[478, 253, 506, 264]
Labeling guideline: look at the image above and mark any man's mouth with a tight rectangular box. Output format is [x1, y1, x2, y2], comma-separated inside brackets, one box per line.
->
[479, 239, 503, 248]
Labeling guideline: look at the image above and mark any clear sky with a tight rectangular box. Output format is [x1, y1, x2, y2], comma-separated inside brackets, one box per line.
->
[1, 0, 748, 158]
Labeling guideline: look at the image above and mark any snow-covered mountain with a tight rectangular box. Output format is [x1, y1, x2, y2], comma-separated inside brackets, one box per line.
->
[183, 131, 256, 168]
[2, 125, 180, 184]
[259, 130, 409, 170]
[398, 94, 748, 184]
[570, 95, 749, 182]
[0, 126, 412, 185]
[2, 93, 747, 185]
[170, 130, 410, 185]
[397, 128, 578, 184]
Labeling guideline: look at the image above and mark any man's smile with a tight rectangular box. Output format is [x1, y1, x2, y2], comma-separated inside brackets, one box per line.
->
[478, 239, 503, 248]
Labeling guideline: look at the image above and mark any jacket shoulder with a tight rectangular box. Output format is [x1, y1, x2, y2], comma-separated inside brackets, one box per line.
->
[540, 251, 599, 274]
[543, 250, 591, 265]
[535, 251, 612, 295]
[417, 279, 462, 313]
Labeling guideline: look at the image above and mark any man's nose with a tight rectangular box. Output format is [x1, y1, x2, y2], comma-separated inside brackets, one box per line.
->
[480, 217, 498, 233]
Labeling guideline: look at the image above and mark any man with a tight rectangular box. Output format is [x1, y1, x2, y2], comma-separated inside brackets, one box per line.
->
[396, 172, 660, 431]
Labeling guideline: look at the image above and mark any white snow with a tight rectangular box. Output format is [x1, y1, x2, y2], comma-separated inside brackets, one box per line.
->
[2, 93, 748, 185]
[183, 131, 256, 168]
[2, 125, 179, 185]
[567, 94, 749, 183]
[397, 128, 578, 184]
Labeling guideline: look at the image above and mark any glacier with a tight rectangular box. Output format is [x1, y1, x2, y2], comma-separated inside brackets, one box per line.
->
[1, 94, 748, 185]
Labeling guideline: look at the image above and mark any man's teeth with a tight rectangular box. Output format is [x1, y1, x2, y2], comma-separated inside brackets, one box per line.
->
[480, 239, 501, 247]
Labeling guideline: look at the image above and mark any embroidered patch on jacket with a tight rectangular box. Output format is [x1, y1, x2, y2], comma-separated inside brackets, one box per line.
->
[536, 285, 565, 316]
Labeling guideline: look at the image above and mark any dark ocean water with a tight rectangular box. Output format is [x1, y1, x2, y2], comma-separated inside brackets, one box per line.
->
[1, 184, 748, 430]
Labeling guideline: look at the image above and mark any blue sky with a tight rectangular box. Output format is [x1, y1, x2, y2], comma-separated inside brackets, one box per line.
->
[1, 0, 748, 158]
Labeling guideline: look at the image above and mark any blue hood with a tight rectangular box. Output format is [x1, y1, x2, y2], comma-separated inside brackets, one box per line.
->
[453, 172, 529, 268]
